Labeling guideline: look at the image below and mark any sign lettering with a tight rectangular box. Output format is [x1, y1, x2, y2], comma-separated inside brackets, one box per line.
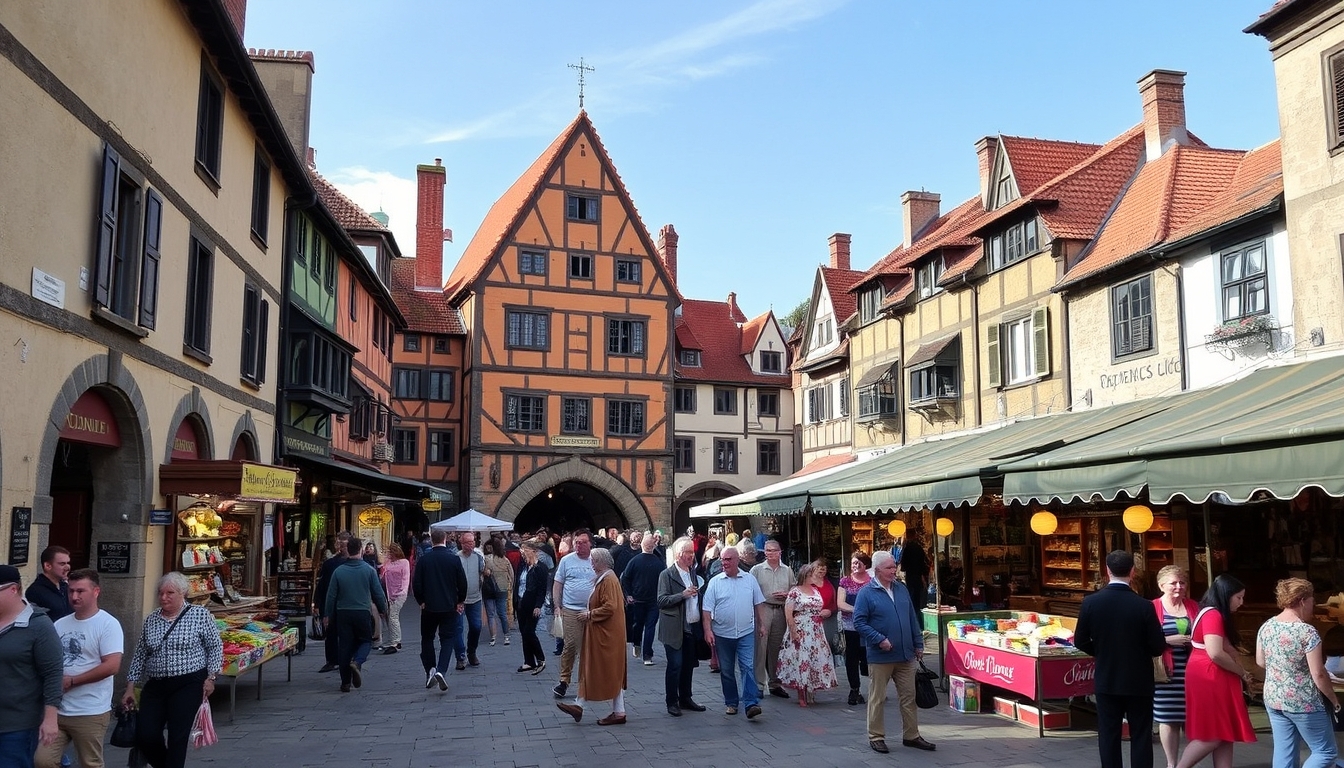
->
[944, 639, 1097, 700]
[239, 463, 298, 503]
[96, 541, 131, 574]
[550, 435, 599, 448]
[1099, 357, 1181, 390]
[9, 507, 32, 565]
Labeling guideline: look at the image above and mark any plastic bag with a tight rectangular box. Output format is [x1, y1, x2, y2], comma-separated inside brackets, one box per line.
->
[190, 700, 217, 749]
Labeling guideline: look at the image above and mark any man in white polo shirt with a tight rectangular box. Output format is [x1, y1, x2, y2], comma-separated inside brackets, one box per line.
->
[35, 569, 122, 768]
[701, 546, 767, 720]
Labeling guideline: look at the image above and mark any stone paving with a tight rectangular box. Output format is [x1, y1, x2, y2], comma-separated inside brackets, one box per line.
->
[182, 603, 1283, 768]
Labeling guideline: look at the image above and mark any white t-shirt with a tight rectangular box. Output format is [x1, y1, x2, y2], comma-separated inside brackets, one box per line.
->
[54, 610, 124, 716]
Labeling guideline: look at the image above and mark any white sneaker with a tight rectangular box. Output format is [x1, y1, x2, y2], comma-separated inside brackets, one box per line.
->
[424, 670, 436, 689]
[504, 636, 510, 645]
[434, 671, 448, 692]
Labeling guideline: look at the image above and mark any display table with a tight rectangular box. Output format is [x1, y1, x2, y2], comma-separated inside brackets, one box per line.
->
[218, 624, 298, 722]
[921, 607, 1012, 637]
[944, 638, 1095, 737]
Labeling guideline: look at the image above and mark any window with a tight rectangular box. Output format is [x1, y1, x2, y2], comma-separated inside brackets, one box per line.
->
[757, 390, 779, 417]
[909, 364, 959, 404]
[714, 439, 738, 474]
[310, 225, 323, 282]
[806, 385, 832, 423]
[372, 307, 384, 351]
[988, 217, 1042, 271]
[428, 430, 454, 465]
[349, 396, 372, 441]
[393, 428, 417, 464]
[506, 310, 550, 350]
[759, 350, 783, 373]
[674, 437, 695, 472]
[433, 336, 449, 354]
[240, 285, 269, 384]
[679, 350, 701, 367]
[393, 367, 422, 399]
[674, 386, 696, 414]
[184, 235, 214, 356]
[857, 380, 898, 420]
[569, 253, 593, 279]
[758, 440, 781, 475]
[250, 149, 270, 244]
[987, 307, 1050, 387]
[427, 370, 453, 402]
[859, 286, 884, 323]
[348, 274, 357, 321]
[404, 334, 421, 353]
[607, 318, 645, 356]
[838, 376, 850, 417]
[287, 330, 352, 404]
[566, 194, 599, 222]
[811, 318, 834, 348]
[93, 145, 163, 328]
[505, 394, 545, 433]
[1111, 275, 1154, 358]
[324, 242, 336, 292]
[194, 63, 224, 183]
[917, 256, 945, 299]
[519, 250, 547, 276]
[615, 259, 641, 283]
[385, 319, 394, 362]
[561, 397, 590, 434]
[713, 388, 736, 415]
[1220, 241, 1269, 321]
[1327, 44, 1344, 151]
[606, 400, 645, 436]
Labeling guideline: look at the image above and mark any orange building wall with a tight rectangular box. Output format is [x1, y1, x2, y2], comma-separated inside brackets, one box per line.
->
[389, 332, 465, 495]
[333, 258, 392, 467]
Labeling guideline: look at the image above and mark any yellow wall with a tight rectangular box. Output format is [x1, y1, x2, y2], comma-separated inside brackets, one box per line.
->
[902, 288, 978, 440]
[975, 255, 1068, 422]
[1066, 269, 1184, 409]
[849, 316, 903, 450]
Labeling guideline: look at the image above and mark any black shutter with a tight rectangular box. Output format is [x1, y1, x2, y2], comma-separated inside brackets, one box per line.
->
[240, 286, 257, 377]
[138, 189, 163, 328]
[257, 299, 269, 383]
[94, 146, 121, 307]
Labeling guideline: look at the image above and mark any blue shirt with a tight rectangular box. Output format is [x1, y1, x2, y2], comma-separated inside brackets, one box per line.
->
[702, 571, 765, 640]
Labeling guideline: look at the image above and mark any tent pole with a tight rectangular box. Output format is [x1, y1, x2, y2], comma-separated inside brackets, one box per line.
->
[1201, 500, 1214, 586]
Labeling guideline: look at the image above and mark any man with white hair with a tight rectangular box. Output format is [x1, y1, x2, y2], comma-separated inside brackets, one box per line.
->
[619, 532, 664, 665]
[854, 550, 933, 754]
[657, 538, 706, 717]
[701, 546, 767, 720]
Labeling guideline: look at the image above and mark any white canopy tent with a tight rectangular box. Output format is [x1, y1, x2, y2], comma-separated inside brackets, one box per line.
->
[429, 508, 514, 532]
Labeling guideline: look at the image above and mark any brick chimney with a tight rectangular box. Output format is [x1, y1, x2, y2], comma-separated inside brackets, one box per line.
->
[223, 0, 246, 37]
[415, 159, 447, 289]
[828, 233, 851, 270]
[727, 291, 741, 321]
[657, 224, 678, 285]
[1139, 69, 1188, 160]
[901, 191, 941, 249]
[975, 136, 999, 208]
[248, 50, 315, 161]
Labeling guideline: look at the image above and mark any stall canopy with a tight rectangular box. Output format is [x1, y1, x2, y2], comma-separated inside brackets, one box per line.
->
[429, 508, 513, 532]
[689, 454, 862, 518]
[1000, 355, 1344, 505]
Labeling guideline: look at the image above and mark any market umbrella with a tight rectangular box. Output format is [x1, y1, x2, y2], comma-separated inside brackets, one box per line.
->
[429, 508, 514, 533]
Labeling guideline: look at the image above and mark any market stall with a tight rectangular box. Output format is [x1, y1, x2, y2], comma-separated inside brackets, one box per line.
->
[215, 612, 299, 722]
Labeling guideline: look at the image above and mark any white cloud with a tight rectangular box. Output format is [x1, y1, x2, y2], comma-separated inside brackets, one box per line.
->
[326, 166, 418, 257]
[622, 0, 846, 71]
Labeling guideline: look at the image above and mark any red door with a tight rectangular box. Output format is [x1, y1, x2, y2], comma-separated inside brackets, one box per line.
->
[50, 491, 92, 569]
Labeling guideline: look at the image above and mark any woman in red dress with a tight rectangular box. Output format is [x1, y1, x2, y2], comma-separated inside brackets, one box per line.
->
[1176, 574, 1256, 768]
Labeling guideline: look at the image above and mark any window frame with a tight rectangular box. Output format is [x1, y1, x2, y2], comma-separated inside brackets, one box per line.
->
[757, 440, 781, 475]
[194, 59, 225, 188]
[606, 317, 646, 357]
[240, 284, 269, 386]
[917, 256, 946, 299]
[392, 427, 418, 464]
[560, 396, 592, 435]
[569, 252, 593, 279]
[987, 217, 1042, 271]
[433, 336, 450, 355]
[679, 349, 701, 367]
[392, 367, 423, 400]
[859, 285, 884, 323]
[250, 147, 270, 246]
[505, 309, 551, 350]
[1110, 274, 1155, 360]
[856, 379, 899, 421]
[505, 393, 546, 434]
[1325, 41, 1344, 153]
[759, 350, 783, 373]
[183, 232, 215, 359]
[615, 259, 642, 283]
[673, 437, 695, 472]
[674, 386, 697, 414]
[713, 387, 737, 415]
[426, 368, 454, 402]
[1218, 240, 1270, 322]
[838, 376, 850, 418]
[427, 430, 454, 466]
[986, 307, 1050, 388]
[566, 194, 599, 222]
[713, 438, 738, 474]
[757, 389, 779, 417]
[519, 249, 548, 276]
[605, 399, 646, 437]
[908, 362, 960, 405]
[94, 144, 163, 329]
[404, 334, 422, 353]
[805, 385, 832, 424]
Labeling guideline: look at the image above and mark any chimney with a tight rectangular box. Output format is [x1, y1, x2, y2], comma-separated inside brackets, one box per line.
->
[656, 224, 679, 285]
[415, 159, 447, 289]
[727, 292, 740, 320]
[901, 191, 941, 249]
[248, 50, 315, 161]
[1139, 69, 1188, 160]
[975, 136, 999, 207]
[828, 233, 851, 271]
[223, 0, 246, 37]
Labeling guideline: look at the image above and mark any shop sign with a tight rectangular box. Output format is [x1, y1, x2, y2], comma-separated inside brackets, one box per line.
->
[9, 507, 32, 565]
[358, 506, 393, 527]
[31, 268, 65, 309]
[239, 463, 298, 503]
[282, 426, 331, 458]
[421, 499, 442, 513]
[60, 390, 122, 448]
[944, 639, 1096, 700]
[95, 541, 131, 574]
[149, 509, 172, 526]
[171, 420, 201, 460]
[550, 435, 599, 448]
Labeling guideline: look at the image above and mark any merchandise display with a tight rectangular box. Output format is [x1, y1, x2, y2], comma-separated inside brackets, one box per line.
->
[215, 613, 298, 676]
[946, 611, 1079, 656]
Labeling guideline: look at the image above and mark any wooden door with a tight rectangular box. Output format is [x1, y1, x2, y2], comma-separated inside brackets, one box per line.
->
[50, 491, 92, 569]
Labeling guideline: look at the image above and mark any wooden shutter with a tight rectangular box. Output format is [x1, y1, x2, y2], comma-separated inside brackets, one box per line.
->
[94, 145, 121, 307]
[1032, 306, 1051, 377]
[1332, 51, 1344, 146]
[986, 323, 1001, 387]
[137, 189, 163, 328]
[240, 286, 257, 377]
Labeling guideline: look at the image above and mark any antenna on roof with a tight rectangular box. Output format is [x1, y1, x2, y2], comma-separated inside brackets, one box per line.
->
[568, 57, 595, 109]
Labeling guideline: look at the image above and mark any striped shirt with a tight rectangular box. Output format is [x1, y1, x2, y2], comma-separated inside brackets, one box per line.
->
[127, 605, 223, 682]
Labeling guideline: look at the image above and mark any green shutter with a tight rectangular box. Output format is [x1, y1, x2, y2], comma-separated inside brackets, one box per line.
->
[986, 323, 1001, 387]
[1032, 306, 1050, 377]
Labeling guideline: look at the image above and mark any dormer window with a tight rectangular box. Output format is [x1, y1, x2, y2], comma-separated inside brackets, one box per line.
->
[987, 217, 1041, 271]
[916, 256, 945, 299]
[859, 286, 884, 324]
[679, 349, 701, 367]
[759, 350, 782, 373]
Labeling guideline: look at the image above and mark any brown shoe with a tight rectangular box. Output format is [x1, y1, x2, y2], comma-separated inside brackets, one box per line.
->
[597, 713, 627, 726]
[870, 739, 889, 754]
[556, 703, 582, 723]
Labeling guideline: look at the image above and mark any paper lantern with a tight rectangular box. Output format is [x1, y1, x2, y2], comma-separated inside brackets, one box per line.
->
[935, 517, 955, 537]
[1029, 511, 1058, 536]
[887, 519, 906, 537]
[1123, 504, 1154, 533]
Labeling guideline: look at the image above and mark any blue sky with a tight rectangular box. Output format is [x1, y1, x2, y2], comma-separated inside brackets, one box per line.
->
[245, 0, 1281, 320]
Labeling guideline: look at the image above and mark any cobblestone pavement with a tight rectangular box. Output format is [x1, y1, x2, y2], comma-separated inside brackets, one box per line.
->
[185, 603, 1281, 768]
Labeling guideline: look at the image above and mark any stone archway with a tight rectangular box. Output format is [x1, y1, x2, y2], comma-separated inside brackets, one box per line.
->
[163, 389, 215, 463]
[229, 412, 261, 461]
[673, 481, 742, 537]
[496, 455, 652, 531]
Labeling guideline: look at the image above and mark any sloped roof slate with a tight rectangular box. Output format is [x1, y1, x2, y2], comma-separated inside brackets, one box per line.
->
[676, 300, 787, 386]
[390, 260, 466, 335]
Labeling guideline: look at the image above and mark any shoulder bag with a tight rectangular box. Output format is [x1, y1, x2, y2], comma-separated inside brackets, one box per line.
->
[915, 659, 939, 709]
[145, 605, 191, 659]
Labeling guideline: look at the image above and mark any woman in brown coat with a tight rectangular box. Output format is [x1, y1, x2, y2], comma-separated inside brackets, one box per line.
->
[556, 547, 628, 725]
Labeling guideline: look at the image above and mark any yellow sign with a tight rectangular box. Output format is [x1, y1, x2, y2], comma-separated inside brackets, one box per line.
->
[239, 463, 298, 503]
[421, 499, 442, 513]
[550, 435, 599, 448]
[358, 506, 393, 527]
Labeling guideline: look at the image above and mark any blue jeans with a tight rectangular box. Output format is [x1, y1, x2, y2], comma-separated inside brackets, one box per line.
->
[714, 632, 761, 711]
[1268, 707, 1338, 768]
[456, 601, 483, 659]
[0, 729, 39, 768]
[629, 601, 659, 661]
[484, 595, 510, 637]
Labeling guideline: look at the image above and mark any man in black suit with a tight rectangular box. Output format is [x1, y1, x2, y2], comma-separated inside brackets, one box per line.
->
[412, 529, 468, 692]
[1074, 550, 1167, 768]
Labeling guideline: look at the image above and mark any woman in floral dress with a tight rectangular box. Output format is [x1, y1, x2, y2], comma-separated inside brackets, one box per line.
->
[776, 562, 838, 706]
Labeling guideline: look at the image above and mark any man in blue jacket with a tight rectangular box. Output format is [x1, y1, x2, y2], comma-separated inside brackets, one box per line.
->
[854, 551, 935, 754]
[413, 529, 468, 692]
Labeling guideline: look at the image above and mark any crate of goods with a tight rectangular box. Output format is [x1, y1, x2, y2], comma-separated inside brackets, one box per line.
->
[1016, 702, 1070, 730]
[993, 695, 1019, 721]
[948, 675, 982, 713]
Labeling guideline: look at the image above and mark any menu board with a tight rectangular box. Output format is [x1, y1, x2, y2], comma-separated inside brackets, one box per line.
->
[96, 541, 132, 574]
[9, 507, 31, 565]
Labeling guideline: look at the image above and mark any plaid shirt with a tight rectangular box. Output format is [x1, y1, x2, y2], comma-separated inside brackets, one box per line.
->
[127, 605, 223, 682]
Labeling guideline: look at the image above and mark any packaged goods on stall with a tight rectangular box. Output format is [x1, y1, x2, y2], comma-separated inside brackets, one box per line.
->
[947, 611, 1078, 656]
[214, 613, 299, 676]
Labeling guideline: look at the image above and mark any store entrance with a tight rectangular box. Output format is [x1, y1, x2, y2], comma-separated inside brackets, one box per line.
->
[512, 481, 626, 534]
[49, 441, 96, 569]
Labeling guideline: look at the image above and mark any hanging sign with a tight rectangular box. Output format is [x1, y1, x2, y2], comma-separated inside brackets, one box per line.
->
[239, 463, 298, 503]
[421, 499, 442, 513]
[358, 506, 393, 527]
[96, 541, 131, 574]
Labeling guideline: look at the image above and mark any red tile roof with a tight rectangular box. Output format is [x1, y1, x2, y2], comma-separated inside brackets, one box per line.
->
[310, 168, 391, 234]
[788, 452, 856, 479]
[675, 300, 787, 386]
[390, 260, 466, 335]
[1166, 141, 1282, 244]
[740, 314, 768, 356]
[998, 136, 1103, 196]
[820, 267, 864, 326]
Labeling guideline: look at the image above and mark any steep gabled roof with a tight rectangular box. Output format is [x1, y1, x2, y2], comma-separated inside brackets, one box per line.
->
[675, 301, 787, 386]
[310, 168, 393, 236]
[998, 136, 1103, 196]
[740, 314, 769, 355]
[1166, 140, 1282, 244]
[820, 267, 864, 325]
[390, 260, 466, 335]
[861, 196, 985, 286]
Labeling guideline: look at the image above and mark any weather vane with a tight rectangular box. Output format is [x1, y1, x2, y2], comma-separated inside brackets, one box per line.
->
[568, 58, 594, 109]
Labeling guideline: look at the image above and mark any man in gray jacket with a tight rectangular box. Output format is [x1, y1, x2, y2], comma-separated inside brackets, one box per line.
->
[656, 537, 706, 717]
[324, 539, 388, 693]
[0, 563, 63, 766]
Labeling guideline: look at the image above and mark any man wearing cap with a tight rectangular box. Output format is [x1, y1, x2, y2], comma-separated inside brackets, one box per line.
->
[0, 563, 64, 767]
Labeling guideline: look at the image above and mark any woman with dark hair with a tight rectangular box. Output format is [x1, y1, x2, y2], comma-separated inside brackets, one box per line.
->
[837, 551, 872, 706]
[1176, 573, 1256, 768]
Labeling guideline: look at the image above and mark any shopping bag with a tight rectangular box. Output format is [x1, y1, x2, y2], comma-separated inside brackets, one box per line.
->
[190, 700, 217, 749]
[915, 660, 939, 709]
[550, 612, 564, 638]
[110, 705, 137, 748]
[309, 615, 325, 641]
[1153, 655, 1170, 684]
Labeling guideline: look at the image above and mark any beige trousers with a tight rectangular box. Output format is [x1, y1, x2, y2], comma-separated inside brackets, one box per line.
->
[867, 660, 920, 742]
[35, 711, 112, 768]
[559, 606, 586, 685]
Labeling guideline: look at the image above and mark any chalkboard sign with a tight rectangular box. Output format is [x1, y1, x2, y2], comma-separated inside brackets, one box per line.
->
[96, 541, 131, 574]
[9, 507, 31, 565]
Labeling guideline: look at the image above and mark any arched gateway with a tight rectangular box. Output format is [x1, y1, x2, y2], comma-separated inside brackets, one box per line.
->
[496, 456, 653, 533]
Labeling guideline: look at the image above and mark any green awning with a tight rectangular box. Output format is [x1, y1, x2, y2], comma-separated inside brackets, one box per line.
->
[1000, 356, 1344, 504]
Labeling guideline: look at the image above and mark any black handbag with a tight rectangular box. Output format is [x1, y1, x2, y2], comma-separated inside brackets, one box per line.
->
[915, 660, 939, 709]
[481, 572, 501, 599]
[309, 614, 325, 641]
[111, 706, 137, 748]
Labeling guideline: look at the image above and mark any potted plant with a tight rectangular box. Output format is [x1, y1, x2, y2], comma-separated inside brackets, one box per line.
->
[1205, 315, 1274, 349]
